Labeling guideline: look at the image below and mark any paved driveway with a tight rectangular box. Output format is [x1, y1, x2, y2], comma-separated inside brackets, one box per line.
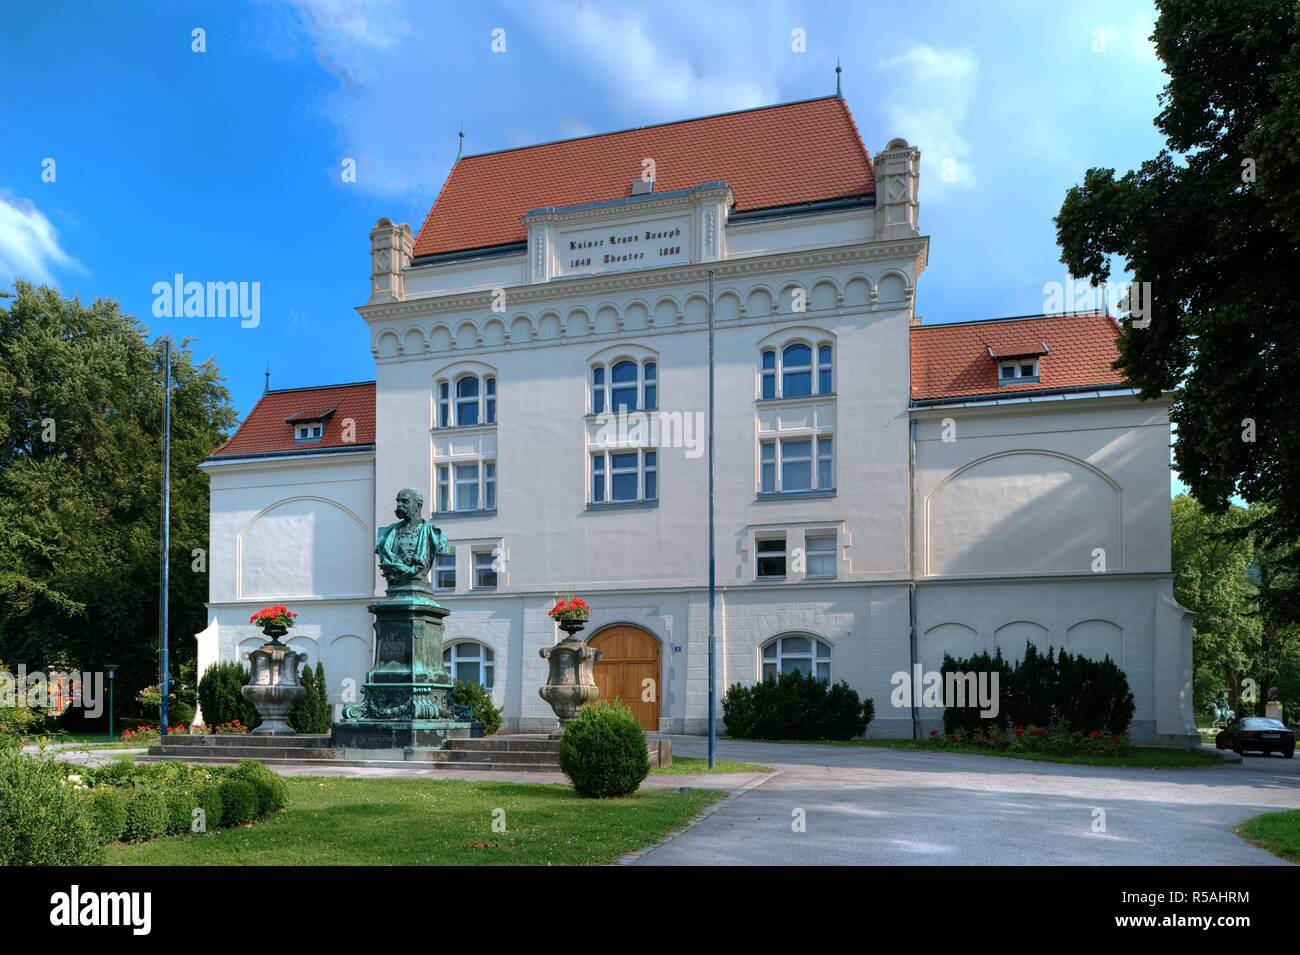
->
[634, 738, 1300, 866]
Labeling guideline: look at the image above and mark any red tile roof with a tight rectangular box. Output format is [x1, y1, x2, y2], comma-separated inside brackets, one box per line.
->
[413, 97, 875, 258]
[910, 313, 1127, 401]
[209, 382, 376, 458]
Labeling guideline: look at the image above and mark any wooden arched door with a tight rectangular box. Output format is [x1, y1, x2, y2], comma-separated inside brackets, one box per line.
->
[590, 626, 660, 730]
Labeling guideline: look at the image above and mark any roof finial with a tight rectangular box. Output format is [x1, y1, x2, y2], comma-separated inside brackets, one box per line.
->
[835, 58, 842, 99]
[456, 123, 465, 163]
[264, 364, 271, 395]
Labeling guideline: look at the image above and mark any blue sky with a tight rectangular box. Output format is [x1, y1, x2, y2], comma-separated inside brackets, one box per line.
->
[0, 0, 1179, 488]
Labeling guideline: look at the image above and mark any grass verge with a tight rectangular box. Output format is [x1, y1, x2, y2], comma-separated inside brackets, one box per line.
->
[746, 737, 1221, 768]
[107, 775, 722, 866]
[651, 756, 773, 775]
[1237, 809, 1300, 862]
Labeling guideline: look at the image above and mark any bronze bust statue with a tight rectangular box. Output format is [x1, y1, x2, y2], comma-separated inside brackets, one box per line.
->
[375, 487, 448, 586]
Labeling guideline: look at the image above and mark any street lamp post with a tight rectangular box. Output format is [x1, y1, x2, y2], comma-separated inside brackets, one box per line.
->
[104, 664, 118, 740]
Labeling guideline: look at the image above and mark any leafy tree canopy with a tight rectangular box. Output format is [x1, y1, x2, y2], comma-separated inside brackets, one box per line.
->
[1056, 0, 1300, 618]
[0, 281, 236, 710]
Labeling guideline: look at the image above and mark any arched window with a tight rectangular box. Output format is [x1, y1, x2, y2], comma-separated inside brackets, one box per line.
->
[436, 373, 497, 428]
[760, 634, 831, 681]
[591, 358, 657, 414]
[759, 341, 834, 400]
[443, 641, 495, 689]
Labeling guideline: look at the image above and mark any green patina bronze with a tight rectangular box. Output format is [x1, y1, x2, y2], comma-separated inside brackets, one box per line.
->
[331, 487, 473, 753]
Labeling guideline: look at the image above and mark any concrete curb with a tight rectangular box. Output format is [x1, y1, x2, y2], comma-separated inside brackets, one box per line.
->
[615, 769, 781, 865]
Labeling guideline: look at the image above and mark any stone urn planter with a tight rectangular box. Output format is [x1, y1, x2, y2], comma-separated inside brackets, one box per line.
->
[539, 618, 601, 737]
[242, 624, 307, 735]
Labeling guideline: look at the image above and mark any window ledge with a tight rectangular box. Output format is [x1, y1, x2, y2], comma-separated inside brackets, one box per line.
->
[755, 488, 837, 502]
[436, 508, 498, 520]
[755, 392, 836, 406]
[586, 499, 659, 512]
[431, 423, 498, 434]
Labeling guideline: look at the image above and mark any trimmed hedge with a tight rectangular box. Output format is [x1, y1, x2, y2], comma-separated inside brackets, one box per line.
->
[723, 669, 873, 740]
[218, 778, 259, 826]
[0, 748, 104, 865]
[559, 700, 649, 798]
[193, 784, 224, 834]
[231, 760, 288, 815]
[451, 679, 503, 735]
[940, 644, 1136, 735]
[123, 789, 169, 843]
[88, 787, 128, 842]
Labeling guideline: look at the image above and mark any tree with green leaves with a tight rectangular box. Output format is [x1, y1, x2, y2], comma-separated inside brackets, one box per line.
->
[1170, 495, 1300, 720]
[1055, 1, 1300, 621]
[0, 281, 236, 724]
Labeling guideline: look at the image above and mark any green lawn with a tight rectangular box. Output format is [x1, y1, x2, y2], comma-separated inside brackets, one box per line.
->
[107, 776, 723, 866]
[651, 756, 773, 775]
[748, 738, 1221, 769]
[1237, 809, 1300, 863]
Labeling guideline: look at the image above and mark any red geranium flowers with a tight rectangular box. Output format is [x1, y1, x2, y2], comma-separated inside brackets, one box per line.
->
[547, 596, 590, 623]
[250, 604, 298, 629]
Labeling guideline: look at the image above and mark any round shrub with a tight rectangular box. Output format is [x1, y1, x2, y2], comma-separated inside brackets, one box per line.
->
[87, 787, 128, 842]
[218, 778, 258, 826]
[193, 784, 224, 834]
[558, 700, 649, 798]
[451, 679, 503, 735]
[0, 749, 104, 865]
[123, 789, 168, 842]
[165, 788, 201, 835]
[231, 761, 287, 816]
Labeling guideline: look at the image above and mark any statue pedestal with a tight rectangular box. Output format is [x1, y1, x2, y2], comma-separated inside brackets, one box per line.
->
[330, 581, 471, 753]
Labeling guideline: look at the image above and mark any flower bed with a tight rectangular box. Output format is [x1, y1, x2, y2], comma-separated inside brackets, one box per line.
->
[926, 723, 1131, 757]
[118, 719, 251, 745]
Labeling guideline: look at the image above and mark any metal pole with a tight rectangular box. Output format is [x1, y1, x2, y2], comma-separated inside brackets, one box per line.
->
[159, 339, 172, 736]
[106, 667, 116, 741]
[707, 271, 716, 768]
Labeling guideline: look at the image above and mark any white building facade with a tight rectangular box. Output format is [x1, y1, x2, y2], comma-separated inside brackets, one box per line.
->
[199, 97, 1198, 745]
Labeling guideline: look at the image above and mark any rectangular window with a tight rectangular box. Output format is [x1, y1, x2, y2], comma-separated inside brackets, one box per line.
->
[484, 462, 496, 510]
[756, 537, 786, 579]
[998, 359, 1039, 384]
[805, 534, 836, 578]
[591, 367, 605, 415]
[781, 439, 812, 492]
[818, 345, 833, 394]
[817, 436, 834, 490]
[591, 449, 656, 505]
[644, 450, 657, 501]
[434, 551, 456, 589]
[438, 382, 450, 427]
[761, 350, 776, 400]
[485, 377, 496, 424]
[643, 361, 657, 411]
[437, 466, 450, 513]
[454, 463, 479, 512]
[591, 454, 605, 503]
[473, 550, 497, 589]
[610, 451, 638, 502]
[760, 436, 834, 494]
[760, 440, 776, 493]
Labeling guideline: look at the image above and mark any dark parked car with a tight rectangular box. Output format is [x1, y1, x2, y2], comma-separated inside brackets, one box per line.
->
[1215, 717, 1295, 757]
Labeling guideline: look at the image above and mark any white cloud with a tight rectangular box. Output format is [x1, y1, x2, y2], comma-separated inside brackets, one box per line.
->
[877, 45, 979, 192]
[526, 0, 783, 120]
[0, 193, 81, 287]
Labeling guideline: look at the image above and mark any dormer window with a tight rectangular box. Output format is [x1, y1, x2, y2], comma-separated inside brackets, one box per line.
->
[284, 406, 336, 444]
[997, 359, 1039, 385]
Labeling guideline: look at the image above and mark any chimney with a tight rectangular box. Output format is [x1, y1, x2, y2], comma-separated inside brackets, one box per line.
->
[368, 218, 414, 305]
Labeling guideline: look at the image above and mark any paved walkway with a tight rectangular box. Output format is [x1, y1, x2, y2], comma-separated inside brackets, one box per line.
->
[631, 737, 1300, 866]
